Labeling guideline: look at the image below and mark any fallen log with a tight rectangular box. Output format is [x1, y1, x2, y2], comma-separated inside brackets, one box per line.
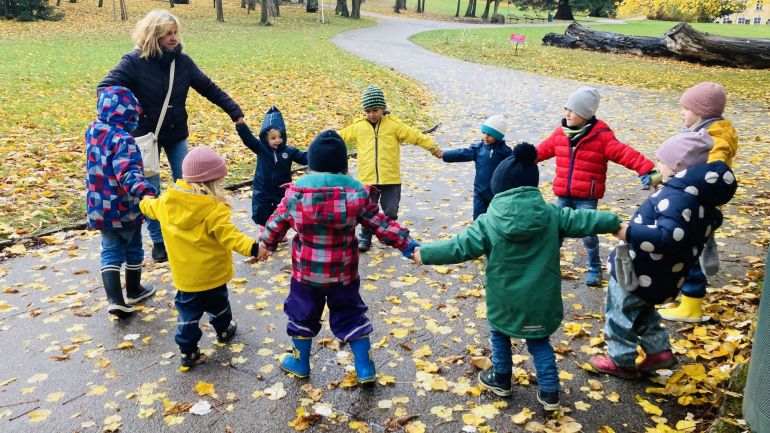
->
[664, 22, 770, 69]
[542, 22, 770, 69]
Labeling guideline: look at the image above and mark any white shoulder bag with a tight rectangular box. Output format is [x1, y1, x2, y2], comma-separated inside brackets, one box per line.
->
[135, 59, 175, 178]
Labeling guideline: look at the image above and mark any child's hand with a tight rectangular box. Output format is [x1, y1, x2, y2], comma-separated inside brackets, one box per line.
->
[257, 242, 271, 261]
[639, 170, 661, 190]
[235, 117, 245, 126]
[412, 248, 422, 265]
[432, 149, 443, 159]
[614, 223, 628, 241]
[402, 240, 420, 259]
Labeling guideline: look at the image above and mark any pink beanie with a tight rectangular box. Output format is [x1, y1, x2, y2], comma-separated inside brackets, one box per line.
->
[656, 130, 714, 173]
[182, 146, 228, 183]
[680, 82, 726, 119]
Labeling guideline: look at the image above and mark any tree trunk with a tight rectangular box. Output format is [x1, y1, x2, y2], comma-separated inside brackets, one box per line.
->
[416, 0, 424, 13]
[455, 0, 461, 17]
[119, 0, 128, 20]
[336, 0, 349, 16]
[553, 0, 573, 20]
[215, 0, 224, 21]
[273, 0, 280, 16]
[464, 0, 476, 17]
[481, 0, 492, 19]
[664, 22, 770, 69]
[394, 0, 406, 12]
[98, 0, 103, 7]
[492, 0, 500, 15]
[351, 0, 361, 17]
[241, 0, 246, 8]
[169, 0, 175, 8]
[542, 22, 770, 69]
[261, 0, 271, 24]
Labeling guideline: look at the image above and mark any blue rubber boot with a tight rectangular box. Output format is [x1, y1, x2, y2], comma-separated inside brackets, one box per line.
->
[281, 337, 311, 378]
[349, 336, 376, 384]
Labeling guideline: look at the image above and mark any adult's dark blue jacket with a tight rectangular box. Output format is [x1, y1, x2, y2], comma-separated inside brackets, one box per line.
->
[442, 140, 512, 219]
[98, 45, 243, 148]
[609, 161, 737, 305]
[236, 105, 308, 203]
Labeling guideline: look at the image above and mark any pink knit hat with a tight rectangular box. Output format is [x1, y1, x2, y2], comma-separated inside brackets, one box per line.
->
[182, 146, 227, 183]
[680, 82, 726, 119]
[656, 130, 714, 173]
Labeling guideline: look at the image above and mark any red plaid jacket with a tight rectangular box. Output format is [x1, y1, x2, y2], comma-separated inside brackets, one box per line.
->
[262, 173, 412, 287]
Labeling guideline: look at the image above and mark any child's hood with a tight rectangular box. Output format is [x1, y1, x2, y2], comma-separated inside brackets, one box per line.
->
[96, 86, 141, 131]
[259, 105, 287, 148]
[163, 180, 220, 229]
[288, 173, 367, 229]
[485, 187, 550, 240]
[665, 160, 737, 207]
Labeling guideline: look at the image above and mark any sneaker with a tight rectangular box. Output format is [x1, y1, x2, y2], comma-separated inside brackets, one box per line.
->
[152, 242, 168, 263]
[216, 321, 238, 343]
[477, 370, 512, 397]
[585, 270, 602, 287]
[180, 349, 206, 368]
[589, 355, 638, 379]
[637, 350, 677, 374]
[358, 237, 372, 252]
[537, 389, 560, 411]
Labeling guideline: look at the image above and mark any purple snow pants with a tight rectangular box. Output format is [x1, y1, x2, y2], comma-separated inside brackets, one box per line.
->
[285, 278, 372, 342]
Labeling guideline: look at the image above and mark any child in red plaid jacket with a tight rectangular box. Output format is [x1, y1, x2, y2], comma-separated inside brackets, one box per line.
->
[259, 130, 419, 384]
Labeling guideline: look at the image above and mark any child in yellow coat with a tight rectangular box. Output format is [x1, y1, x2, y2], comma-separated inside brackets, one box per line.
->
[140, 146, 258, 367]
[339, 85, 442, 252]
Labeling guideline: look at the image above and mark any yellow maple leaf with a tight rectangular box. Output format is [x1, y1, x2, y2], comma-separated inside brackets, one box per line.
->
[102, 414, 121, 432]
[462, 412, 485, 426]
[675, 420, 696, 432]
[46, 391, 65, 403]
[164, 415, 184, 426]
[116, 341, 133, 350]
[511, 407, 534, 425]
[28, 409, 52, 423]
[377, 375, 396, 386]
[138, 408, 156, 419]
[599, 426, 616, 433]
[194, 381, 215, 397]
[88, 384, 108, 396]
[413, 345, 432, 358]
[405, 421, 426, 433]
[635, 395, 663, 416]
[433, 266, 451, 274]
[574, 401, 591, 411]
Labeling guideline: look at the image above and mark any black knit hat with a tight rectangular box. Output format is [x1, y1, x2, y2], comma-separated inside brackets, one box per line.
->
[308, 130, 348, 174]
[490, 143, 539, 195]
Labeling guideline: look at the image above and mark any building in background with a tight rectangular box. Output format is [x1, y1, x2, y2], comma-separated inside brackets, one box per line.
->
[717, 0, 770, 24]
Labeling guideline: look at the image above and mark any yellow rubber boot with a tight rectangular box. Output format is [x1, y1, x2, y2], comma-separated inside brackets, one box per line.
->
[659, 295, 710, 322]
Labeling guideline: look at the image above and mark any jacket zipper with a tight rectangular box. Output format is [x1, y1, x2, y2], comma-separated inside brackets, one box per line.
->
[373, 121, 381, 184]
[566, 127, 608, 197]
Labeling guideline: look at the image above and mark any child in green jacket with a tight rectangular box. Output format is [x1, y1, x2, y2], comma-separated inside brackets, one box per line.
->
[413, 143, 621, 410]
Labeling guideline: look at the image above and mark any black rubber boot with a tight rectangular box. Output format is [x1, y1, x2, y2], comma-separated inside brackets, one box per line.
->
[125, 265, 156, 305]
[102, 267, 133, 318]
[358, 230, 372, 252]
[151, 242, 168, 263]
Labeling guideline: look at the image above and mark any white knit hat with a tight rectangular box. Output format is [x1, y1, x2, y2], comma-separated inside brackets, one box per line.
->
[480, 115, 507, 141]
[565, 86, 600, 120]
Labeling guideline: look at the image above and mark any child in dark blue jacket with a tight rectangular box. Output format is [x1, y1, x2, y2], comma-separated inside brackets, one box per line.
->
[236, 106, 308, 232]
[442, 115, 512, 220]
[590, 130, 737, 379]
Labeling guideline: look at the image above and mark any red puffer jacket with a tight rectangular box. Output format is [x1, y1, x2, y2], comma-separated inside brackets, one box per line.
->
[536, 119, 655, 199]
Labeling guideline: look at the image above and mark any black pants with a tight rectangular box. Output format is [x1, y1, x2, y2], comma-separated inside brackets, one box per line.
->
[360, 184, 401, 239]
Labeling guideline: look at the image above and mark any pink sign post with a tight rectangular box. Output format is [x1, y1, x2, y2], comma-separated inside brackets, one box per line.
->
[510, 33, 526, 55]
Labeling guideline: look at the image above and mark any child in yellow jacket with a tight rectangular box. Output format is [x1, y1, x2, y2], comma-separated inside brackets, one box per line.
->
[339, 85, 443, 252]
[140, 146, 258, 367]
[659, 82, 739, 323]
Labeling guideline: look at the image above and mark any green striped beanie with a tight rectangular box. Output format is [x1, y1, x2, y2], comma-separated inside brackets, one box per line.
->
[361, 85, 387, 110]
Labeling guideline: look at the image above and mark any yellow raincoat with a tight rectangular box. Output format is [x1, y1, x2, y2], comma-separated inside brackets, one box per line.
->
[706, 119, 739, 167]
[140, 180, 256, 292]
[339, 114, 439, 185]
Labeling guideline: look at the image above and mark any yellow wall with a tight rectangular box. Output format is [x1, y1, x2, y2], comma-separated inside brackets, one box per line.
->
[721, 0, 770, 25]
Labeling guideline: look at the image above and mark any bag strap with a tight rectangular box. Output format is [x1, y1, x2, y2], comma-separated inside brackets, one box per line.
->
[154, 59, 176, 138]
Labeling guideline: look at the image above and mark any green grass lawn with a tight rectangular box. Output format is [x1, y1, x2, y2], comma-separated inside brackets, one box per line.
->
[410, 20, 770, 104]
[0, 1, 435, 242]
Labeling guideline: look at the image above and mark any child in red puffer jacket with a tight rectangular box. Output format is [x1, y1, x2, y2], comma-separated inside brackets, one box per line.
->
[536, 86, 657, 287]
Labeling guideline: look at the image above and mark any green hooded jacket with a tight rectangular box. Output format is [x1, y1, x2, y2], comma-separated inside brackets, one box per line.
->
[419, 187, 620, 339]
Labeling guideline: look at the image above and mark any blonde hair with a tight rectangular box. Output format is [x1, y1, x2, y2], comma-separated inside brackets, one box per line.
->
[132, 9, 182, 59]
[188, 179, 231, 208]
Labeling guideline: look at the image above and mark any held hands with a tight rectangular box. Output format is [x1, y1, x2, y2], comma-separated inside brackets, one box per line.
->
[639, 170, 661, 190]
[235, 117, 245, 126]
[614, 223, 628, 241]
[412, 248, 422, 265]
[432, 149, 443, 159]
[402, 240, 421, 260]
[257, 242, 272, 261]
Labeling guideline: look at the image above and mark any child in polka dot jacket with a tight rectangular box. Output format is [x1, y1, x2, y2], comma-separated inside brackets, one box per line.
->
[589, 130, 737, 379]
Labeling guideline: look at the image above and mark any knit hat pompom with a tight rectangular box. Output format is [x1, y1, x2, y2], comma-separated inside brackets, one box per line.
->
[361, 85, 387, 110]
[308, 130, 348, 174]
[490, 142, 539, 195]
[564, 86, 600, 120]
[480, 115, 507, 141]
[656, 130, 714, 173]
[680, 82, 726, 119]
[182, 146, 228, 183]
